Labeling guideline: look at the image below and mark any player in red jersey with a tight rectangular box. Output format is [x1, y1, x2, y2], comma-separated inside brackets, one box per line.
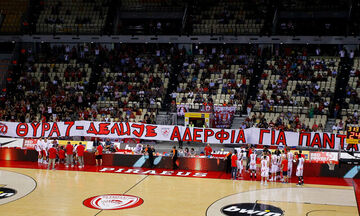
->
[281, 155, 288, 183]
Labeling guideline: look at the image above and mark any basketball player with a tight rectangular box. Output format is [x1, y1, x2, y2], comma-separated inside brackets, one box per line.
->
[237, 150, 244, 178]
[249, 148, 257, 179]
[172, 146, 178, 170]
[287, 147, 294, 179]
[275, 151, 281, 181]
[41, 138, 48, 164]
[35, 138, 43, 163]
[95, 143, 103, 166]
[281, 155, 288, 183]
[261, 152, 269, 185]
[295, 152, 304, 186]
[270, 151, 278, 182]
[231, 150, 238, 180]
[280, 150, 286, 181]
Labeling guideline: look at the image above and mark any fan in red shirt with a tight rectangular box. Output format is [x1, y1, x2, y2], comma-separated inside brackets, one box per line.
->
[48, 146, 57, 170]
[204, 144, 212, 156]
[65, 142, 74, 168]
[58, 146, 65, 164]
[231, 150, 238, 180]
[95, 144, 103, 166]
[76, 143, 85, 168]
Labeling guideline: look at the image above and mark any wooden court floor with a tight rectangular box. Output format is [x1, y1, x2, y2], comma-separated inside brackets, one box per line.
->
[0, 166, 358, 216]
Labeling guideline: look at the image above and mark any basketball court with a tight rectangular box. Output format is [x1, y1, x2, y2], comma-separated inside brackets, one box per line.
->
[0, 162, 358, 216]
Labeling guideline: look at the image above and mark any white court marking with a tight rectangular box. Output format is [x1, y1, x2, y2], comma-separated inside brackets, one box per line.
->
[206, 187, 357, 216]
[0, 170, 37, 205]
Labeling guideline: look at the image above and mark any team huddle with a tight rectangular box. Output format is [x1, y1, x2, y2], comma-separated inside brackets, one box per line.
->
[35, 138, 86, 170]
[232, 146, 305, 186]
[260, 148, 304, 186]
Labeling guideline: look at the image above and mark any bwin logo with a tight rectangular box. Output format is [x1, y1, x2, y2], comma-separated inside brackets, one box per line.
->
[221, 203, 283, 216]
[0, 187, 16, 199]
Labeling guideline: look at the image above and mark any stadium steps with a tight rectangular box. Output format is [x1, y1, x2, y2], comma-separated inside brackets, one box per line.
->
[244, 58, 263, 113]
[0, 54, 11, 89]
[156, 112, 177, 125]
[331, 57, 353, 117]
[231, 116, 247, 129]
[325, 118, 336, 133]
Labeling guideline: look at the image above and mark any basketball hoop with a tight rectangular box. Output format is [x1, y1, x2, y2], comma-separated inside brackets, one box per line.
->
[327, 161, 335, 171]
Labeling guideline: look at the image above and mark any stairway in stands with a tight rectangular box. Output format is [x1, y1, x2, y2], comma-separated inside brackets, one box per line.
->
[162, 51, 182, 111]
[325, 118, 336, 132]
[0, 54, 11, 90]
[243, 57, 264, 114]
[231, 116, 247, 129]
[331, 57, 353, 117]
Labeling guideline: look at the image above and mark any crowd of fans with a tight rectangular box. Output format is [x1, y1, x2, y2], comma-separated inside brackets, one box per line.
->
[254, 54, 337, 115]
[241, 112, 325, 132]
[1, 43, 181, 123]
[1, 43, 359, 135]
[170, 44, 259, 111]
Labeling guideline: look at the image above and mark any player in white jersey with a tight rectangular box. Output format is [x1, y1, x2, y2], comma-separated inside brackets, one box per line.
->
[35, 138, 43, 163]
[295, 152, 305, 186]
[287, 147, 294, 178]
[270, 152, 278, 181]
[237, 150, 244, 177]
[73, 144, 79, 166]
[46, 139, 54, 151]
[279, 150, 286, 181]
[41, 138, 48, 164]
[261, 153, 269, 185]
[249, 150, 257, 179]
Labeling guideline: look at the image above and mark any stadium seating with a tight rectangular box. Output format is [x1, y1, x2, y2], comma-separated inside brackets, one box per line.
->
[336, 58, 360, 131]
[0, 0, 28, 33]
[1, 44, 171, 124]
[35, 0, 109, 34]
[173, 48, 252, 112]
[276, 0, 349, 35]
[192, 1, 266, 35]
[345, 58, 360, 115]
[120, 0, 183, 11]
[248, 56, 340, 131]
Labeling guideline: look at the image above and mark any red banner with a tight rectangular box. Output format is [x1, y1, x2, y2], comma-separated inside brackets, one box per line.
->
[22, 138, 38, 150]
